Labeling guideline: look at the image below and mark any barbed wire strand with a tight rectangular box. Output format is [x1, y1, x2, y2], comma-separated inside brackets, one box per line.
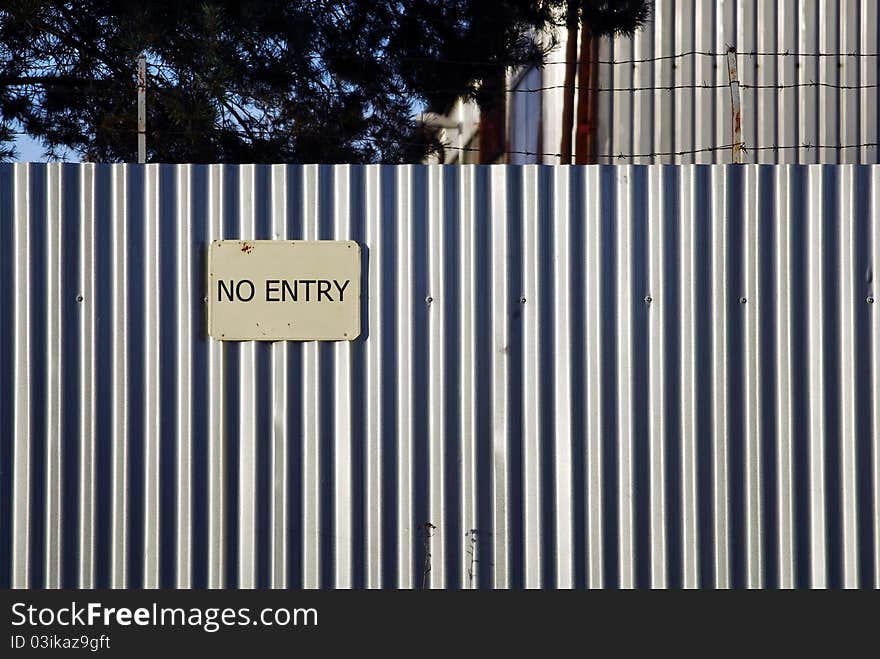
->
[506, 81, 880, 93]
[410, 140, 880, 160]
[7, 76, 879, 97]
[6, 50, 880, 85]
[11, 128, 877, 161]
[5, 78, 879, 95]
[375, 50, 880, 67]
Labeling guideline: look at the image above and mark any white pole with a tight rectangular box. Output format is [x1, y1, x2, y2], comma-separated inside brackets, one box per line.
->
[137, 53, 146, 164]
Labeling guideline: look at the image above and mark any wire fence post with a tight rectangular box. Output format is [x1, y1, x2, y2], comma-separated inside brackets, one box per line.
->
[137, 53, 146, 164]
[726, 46, 743, 164]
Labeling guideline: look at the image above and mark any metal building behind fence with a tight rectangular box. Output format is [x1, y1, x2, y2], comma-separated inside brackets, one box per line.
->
[443, 0, 880, 166]
[1, 163, 879, 589]
[593, 0, 879, 164]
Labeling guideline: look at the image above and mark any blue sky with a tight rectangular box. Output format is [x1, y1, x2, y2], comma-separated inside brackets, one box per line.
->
[13, 133, 45, 161]
[13, 132, 75, 162]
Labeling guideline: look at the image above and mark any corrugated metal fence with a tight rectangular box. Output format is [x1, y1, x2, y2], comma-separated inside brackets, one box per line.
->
[1, 163, 879, 589]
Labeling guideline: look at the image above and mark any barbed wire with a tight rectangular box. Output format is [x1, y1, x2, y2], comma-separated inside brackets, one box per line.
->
[528, 81, 879, 93]
[511, 82, 729, 92]
[424, 140, 880, 161]
[6, 50, 879, 88]
[6, 46, 879, 162]
[6, 133, 880, 162]
[589, 50, 880, 65]
[740, 81, 879, 90]
[6, 77, 879, 96]
[745, 142, 880, 152]
[21, 48, 880, 74]
[5, 48, 879, 98]
[411, 50, 880, 66]
[507, 81, 880, 93]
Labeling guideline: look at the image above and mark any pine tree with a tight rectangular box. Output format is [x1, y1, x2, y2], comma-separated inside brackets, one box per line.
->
[0, 1, 651, 163]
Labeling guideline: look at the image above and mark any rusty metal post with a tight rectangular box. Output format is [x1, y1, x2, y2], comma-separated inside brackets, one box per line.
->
[559, 1, 579, 164]
[574, 24, 598, 164]
[137, 53, 146, 164]
[726, 46, 743, 164]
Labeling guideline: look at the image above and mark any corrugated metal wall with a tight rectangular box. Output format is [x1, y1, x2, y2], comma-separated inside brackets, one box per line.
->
[1, 163, 879, 589]
[596, 0, 879, 164]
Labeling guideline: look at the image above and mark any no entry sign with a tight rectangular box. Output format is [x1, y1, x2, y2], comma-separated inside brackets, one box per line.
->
[208, 240, 361, 341]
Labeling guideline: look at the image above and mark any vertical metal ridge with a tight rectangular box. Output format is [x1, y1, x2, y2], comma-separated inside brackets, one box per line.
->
[711, 166, 730, 588]
[778, 1, 797, 164]
[774, 166, 796, 588]
[806, 165, 828, 588]
[680, 166, 700, 588]
[427, 165, 446, 588]
[743, 166, 764, 588]
[175, 165, 193, 588]
[237, 165, 257, 589]
[839, 1, 859, 164]
[860, 2, 878, 163]
[838, 165, 859, 588]
[612, 30, 635, 164]
[333, 165, 353, 589]
[743, 164, 765, 585]
[78, 164, 97, 588]
[674, 2, 696, 164]
[632, 22, 654, 164]
[551, 167, 573, 587]
[44, 163, 63, 588]
[872, 166, 880, 589]
[694, 1, 713, 164]
[459, 166, 478, 589]
[142, 164, 160, 589]
[799, 2, 820, 164]
[584, 166, 604, 588]
[616, 166, 635, 588]
[207, 164, 226, 588]
[395, 165, 413, 590]
[647, 165, 668, 588]
[595, 38, 613, 164]
[12, 163, 31, 588]
[110, 164, 129, 589]
[653, 0, 674, 164]
[269, 165, 289, 589]
[818, 1, 839, 164]
[365, 165, 383, 588]
[301, 164, 321, 589]
[491, 166, 511, 589]
[757, 4, 778, 164]
[522, 165, 542, 588]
